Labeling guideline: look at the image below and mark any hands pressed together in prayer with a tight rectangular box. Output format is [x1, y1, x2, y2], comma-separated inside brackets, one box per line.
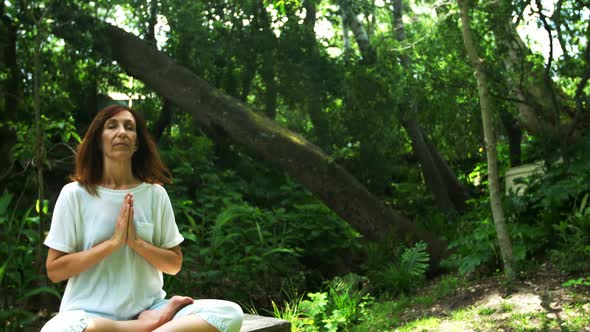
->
[111, 193, 140, 250]
[109, 193, 183, 275]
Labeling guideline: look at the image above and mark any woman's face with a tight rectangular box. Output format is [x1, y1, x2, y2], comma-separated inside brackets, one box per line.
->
[101, 111, 138, 161]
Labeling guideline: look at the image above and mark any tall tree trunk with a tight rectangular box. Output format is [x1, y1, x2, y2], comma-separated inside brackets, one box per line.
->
[499, 108, 522, 167]
[145, 0, 173, 142]
[240, 52, 257, 102]
[256, 0, 277, 119]
[31, 6, 51, 308]
[153, 98, 173, 142]
[50, 6, 449, 267]
[459, 0, 516, 281]
[145, 0, 158, 47]
[339, 0, 376, 64]
[341, 8, 351, 64]
[303, 0, 330, 148]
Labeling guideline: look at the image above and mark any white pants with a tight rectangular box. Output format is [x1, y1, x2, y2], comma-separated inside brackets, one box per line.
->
[41, 299, 243, 332]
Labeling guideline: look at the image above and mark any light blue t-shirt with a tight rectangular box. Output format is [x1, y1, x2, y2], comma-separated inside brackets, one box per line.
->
[44, 182, 184, 320]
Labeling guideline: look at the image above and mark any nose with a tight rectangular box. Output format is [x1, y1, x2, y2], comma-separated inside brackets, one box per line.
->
[116, 125, 128, 136]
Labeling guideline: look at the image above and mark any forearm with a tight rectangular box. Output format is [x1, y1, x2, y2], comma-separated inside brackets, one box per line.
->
[129, 241, 182, 275]
[46, 240, 118, 283]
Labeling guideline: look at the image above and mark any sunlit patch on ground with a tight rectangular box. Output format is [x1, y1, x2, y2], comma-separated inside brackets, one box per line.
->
[353, 263, 590, 332]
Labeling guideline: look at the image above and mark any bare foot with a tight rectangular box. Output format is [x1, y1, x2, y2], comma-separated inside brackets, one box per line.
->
[138, 296, 194, 330]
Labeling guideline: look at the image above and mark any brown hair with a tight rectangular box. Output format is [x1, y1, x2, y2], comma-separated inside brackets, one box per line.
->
[71, 104, 172, 195]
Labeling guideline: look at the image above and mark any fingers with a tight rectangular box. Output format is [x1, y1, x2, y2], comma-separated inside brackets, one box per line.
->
[128, 193, 134, 208]
[122, 193, 133, 221]
[127, 202, 136, 241]
[112, 193, 134, 248]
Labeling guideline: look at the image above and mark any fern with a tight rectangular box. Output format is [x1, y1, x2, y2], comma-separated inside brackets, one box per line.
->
[369, 242, 430, 294]
[399, 241, 430, 277]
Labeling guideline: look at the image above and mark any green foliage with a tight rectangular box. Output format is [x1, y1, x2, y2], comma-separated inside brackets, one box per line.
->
[0, 191, 61, 331]
[445, 134, 590, 276]
[367, 241, 430, 294]
[271, 293, 306, 330]
[159, 130, 361, 306]
[562, 277, 590, 288]
[273, 273, 373, 332]
[548, 193, 590, 271]
[8, 114, 80, 172]
[442, 195, 547, 276]
[504, 134, 590, 272]
[1, 0, 589, 328]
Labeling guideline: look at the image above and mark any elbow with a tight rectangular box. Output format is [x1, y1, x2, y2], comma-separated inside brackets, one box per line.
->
[163, 246, 183, 275]
[168, 260, 183, 276]
[165, 255, 183, 276]
[46, 264, 65, 283]
[46, 270, 61, 283]
[166, 268, 181, 276]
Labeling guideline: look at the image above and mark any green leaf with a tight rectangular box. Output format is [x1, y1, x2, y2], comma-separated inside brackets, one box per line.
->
[0, 259, 10, 285]
[22, 286, 61, 300]
[262, 248, 296, 256]
[400, 241, 430, 277]
[182, 231, 197, 242]
[35, 199, 49, 215]
[0, 191, 13, 216]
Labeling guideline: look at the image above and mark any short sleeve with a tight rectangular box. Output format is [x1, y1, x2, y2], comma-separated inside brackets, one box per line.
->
[155, 185, 184, 249]
[44, 185, 78, 253]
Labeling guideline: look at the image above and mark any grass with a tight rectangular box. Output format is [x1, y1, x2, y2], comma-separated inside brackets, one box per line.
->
[268, 269, 590, 332]
[349, 273, 590, 332]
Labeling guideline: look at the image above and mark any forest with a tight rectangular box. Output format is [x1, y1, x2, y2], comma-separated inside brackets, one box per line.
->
[0, 0, 589, 331]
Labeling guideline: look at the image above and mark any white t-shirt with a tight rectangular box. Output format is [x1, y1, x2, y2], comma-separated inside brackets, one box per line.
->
[44, 182, 184, 320]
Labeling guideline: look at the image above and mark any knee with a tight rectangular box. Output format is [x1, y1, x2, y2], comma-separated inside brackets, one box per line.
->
[224, 301, 243, 332]
[191, 299, 243, 332]
[41, 310, 89, 332]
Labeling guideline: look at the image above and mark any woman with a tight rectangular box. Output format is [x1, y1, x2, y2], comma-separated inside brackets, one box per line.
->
[41, 105, 243, 332]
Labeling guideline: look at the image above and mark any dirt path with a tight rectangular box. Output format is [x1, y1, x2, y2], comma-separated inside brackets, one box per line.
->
[395, 263, 590, 331]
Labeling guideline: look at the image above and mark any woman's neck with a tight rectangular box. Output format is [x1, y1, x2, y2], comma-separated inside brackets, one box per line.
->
[100, 160, 139, 189]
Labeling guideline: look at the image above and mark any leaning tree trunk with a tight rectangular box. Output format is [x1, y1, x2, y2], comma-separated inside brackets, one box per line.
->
[50, 5, 448, 267]
[392, 0, 457, 212]
[459, 0, 516, 281]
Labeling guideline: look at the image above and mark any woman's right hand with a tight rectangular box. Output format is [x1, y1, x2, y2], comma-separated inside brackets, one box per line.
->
[111, 193, 133, 248]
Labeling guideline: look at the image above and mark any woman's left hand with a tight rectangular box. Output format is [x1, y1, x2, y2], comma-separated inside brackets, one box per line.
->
[126, 196, 139, 248]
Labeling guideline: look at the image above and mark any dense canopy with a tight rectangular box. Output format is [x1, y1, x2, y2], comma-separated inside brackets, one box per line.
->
[0, 0, 588, 330]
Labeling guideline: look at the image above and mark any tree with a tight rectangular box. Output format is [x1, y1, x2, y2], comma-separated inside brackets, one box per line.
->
[488, 1, 589, 157]
[50, 4, 449, 267]
[0, 1, 19, 187]
[458, 0, 516, 281]
[339, 0, 470, 212]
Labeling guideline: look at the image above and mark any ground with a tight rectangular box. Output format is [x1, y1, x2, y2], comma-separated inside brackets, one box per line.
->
[353, 262, 590, 331]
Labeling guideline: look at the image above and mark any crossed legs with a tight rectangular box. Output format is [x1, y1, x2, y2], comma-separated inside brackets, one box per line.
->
[84, 296, 218, 332]
[41, 296, 242, 332]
